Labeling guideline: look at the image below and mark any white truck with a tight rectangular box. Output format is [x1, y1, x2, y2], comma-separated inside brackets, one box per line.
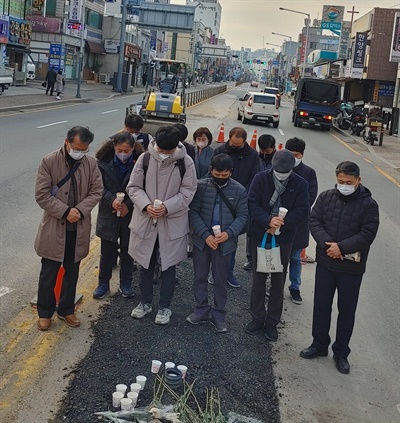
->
[0, 66, 13, 94]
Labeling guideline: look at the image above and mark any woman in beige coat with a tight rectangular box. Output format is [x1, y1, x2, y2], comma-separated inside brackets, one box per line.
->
[55, 69, 64, 99]
[127, 126, 197, 325]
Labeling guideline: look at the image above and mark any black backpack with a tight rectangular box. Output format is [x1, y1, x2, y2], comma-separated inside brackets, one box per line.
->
[142, 151, 186, 188]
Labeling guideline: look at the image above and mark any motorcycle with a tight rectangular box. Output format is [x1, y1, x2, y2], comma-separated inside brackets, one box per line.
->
[362, 118, 382, 145]
[336, 102, 352, 130]
[350, 107, 366, 136]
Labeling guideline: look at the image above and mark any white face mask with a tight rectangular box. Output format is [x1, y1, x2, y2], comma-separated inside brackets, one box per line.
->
[69, 148, 87, 161]
[196, 140, 208, 149]
[295, 158, 302, 167]
[115, 152, 132, 163]
[158, 153, 171, 160]
[273, 170, 292, 181]
[337, 184, 356, 196]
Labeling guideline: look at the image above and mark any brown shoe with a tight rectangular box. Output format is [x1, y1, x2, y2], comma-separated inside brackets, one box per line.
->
[57, 314, 80, 328]
[37, 318, 52, 331]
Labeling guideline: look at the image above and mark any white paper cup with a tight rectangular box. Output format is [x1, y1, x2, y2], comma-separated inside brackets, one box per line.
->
[212, 225, 221, 236]
[130, 382, 141, 393]
[136, 375, 147, 390]
[112, 391, 124, 408]
[151, 360, 162, 374]
[127, 391, 139, 406]
[116, 384, 127, 395]
[153, 199, 163, 208]
[278, 207, 288, 218]
[177, 365, 188, 379]
[165, 361, 175, 369]
[120, 397, 133, 411]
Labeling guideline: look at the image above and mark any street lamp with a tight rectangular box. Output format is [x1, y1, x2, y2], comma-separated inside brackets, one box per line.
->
[279, 7, 310, 78]
[272, 32, 292, 92]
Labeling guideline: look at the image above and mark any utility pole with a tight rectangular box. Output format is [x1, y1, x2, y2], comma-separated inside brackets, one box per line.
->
[116, 0, 128, 92]
[76, 0, 86, 99]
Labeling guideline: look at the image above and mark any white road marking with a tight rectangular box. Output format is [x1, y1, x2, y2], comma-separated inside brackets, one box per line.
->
[36, 120, 68, 128]
[0, 286, 14, 298]
[101, 109, 118, 114]
[279, 129, 285, 136]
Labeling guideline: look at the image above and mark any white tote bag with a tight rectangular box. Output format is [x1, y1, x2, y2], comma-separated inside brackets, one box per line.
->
[256, 233, 283, 273]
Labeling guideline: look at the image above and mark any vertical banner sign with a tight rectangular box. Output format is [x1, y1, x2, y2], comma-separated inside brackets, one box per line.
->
[49, 43, 65, 70]
[69, 0, 82, 23]
[300, 34, 307, 65]
[0, 15, 9, 44]
[389, 12, 400, 62]
[351, 32, 367, 79]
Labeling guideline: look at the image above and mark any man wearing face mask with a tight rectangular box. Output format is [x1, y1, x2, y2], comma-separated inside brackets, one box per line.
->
[123, 114, 154, 150]
[258, 134, 276, 171]
[35, 126, 103, 331]
[245, 149, 309, 341]
[300, 161, 379, 374]
[212, 127, 260, 287]
[187, 154, 248, 333]
[285, 138, 318, 304]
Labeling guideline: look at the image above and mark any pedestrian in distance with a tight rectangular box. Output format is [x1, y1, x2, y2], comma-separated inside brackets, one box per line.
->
[285, 137, 318, 304]
[213, 127, 260, 288]
[35, 126, 103, 331]
[55, 69, 63, 99]
[93, 132, 144, 300]
[300, 161, 379, 374]
[193, 126, 214, 179]
[127, 125, 197, 325]
[187, 154, 248, 333]
[124, 113, 153, 150]
[245, 150, 309, 342]
[45, 66, 57, 96]
[173, 123, 196, 162]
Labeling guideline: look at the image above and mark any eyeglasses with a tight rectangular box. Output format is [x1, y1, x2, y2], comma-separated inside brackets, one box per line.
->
[70, 146, 89, 153]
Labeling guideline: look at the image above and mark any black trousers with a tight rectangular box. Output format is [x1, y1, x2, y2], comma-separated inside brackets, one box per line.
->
[192, 244, 231, 322]
[98, 225, 133, 291]
[139, 238, 176, 308]
[249, 238, 291, 326]
[311, 264, 363, 358]
[46, 81, 55, 95]
[37, 231, 80, 318]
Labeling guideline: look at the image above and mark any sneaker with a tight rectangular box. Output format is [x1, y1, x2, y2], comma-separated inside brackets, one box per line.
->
[186, 313, 209, 324]
[208, 275, 214, 285]
[289, 289, 302, 305]
[245, 319, 264, 335]
[93, 285, 110, 299]
[265, 324, 278, 341]
[119, 287, 134, 298]
[210, 317, 228, 333]
[56, 96, 61, 99]
[243, 261, 252, 271]
[301, 255, 315, 263]
[131, 303, 152, 319]
[227, 275, 241, 288]
[154, 307, 172, 325]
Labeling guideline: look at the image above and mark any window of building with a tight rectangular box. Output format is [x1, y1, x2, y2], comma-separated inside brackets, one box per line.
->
[45, 0, 57, 17]
[309, 42, 317, 49]
[86, 9, 103, 30]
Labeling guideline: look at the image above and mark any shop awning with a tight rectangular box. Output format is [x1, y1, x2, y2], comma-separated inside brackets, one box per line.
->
[85, 41, 106, 55]
[6, 45, 31, 54]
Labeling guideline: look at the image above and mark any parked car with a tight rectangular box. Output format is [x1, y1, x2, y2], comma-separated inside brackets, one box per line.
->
[237, 92, 280, 128]
[250, 80, 259, 87]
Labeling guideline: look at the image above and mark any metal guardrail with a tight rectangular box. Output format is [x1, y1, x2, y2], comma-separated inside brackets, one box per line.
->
[184, 85, 227, 108]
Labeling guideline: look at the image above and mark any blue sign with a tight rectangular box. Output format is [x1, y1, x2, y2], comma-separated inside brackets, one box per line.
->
[272, 60, 279, 65]
[127, 0, 143, 5]
[150, 30, 157, 50]
[49, 43, 65, 71]
[321, 21, 342, 30]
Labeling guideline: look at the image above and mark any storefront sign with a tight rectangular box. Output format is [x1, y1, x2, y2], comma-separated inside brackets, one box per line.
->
[8, 18, 32, 46]
[378, 83, 395, 97]
[300, 34, 307, 65]
[389, 12, 400, 62]
[49, 43, 65, 70]
[30, 0, 46, 16]
[69, 0, 82, 24]
[26, 16, 61, 33]
[105, 39, 120, 54]
[124, 43, 140, 59]
[0, 15, 9, 44]
[351, 32, 367, 79]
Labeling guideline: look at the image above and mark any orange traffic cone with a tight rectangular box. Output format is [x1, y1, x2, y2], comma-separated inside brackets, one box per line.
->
[278, 143, 283, 150]
[55, 266, 65, 305]
[249, 129, 257, 149]
[216, 123, 225, 143]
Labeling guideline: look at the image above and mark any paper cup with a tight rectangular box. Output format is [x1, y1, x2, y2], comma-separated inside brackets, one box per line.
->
[151, 360, 162, 374]
[165, 361, 175, 369]
[130, 382, 141, 393]
[127, 391, 139, 406]
[278, 207, 288, 218]
[116, 384, 127, 395]
[153, 199, 163, 208]
[112, 391, 124, 408]
[177, 365, 188, 379]
[120, 397, 133, 411]
[212, 225, 221, 236]
[136, 375, 147, 390]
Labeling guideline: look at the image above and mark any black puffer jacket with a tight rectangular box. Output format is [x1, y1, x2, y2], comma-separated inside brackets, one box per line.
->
[310, 185, 379, 275]
[95, 151, 135, 243]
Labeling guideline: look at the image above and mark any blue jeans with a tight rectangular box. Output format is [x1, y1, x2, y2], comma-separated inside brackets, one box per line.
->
[288, 248, 302, 290]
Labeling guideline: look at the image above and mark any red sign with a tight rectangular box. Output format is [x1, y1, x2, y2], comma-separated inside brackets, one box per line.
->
[124, 43, 141, 59]
[26, 16, 61, 33]
[299, 34, 307, 65]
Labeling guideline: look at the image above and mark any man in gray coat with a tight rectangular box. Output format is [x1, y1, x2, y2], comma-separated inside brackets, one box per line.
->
[127, 126, 197, 325]
[187, 154, 248, 332]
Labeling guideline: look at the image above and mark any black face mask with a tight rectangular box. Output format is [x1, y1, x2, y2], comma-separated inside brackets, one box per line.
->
[260, 152, 274, 160]
[213, 176, 229, 187]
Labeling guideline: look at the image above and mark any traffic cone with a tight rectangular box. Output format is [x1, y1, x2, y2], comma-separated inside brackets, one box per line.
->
[249, 129, 257, 149]
[216, 123, 225, 143]
[54, 266, 65, 305]
[278, 143, 283, 150]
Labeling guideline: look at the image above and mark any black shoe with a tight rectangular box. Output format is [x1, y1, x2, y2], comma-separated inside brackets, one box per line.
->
[265, 324, 278, 341]
[300, 346, 329, 359]
[289, 289, 302, 304]
[245, 319, 264, 335]
[333, 355, 350, 374]
[243, 261, 252, 271]
[210, 317, 228, 333]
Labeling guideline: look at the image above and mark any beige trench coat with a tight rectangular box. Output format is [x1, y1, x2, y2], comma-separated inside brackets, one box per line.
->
[34, 147, 103, 262]
[127, 141, 197, 271]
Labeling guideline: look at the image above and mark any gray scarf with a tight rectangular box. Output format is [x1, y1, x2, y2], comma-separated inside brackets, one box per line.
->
[269, 172, 289, 215]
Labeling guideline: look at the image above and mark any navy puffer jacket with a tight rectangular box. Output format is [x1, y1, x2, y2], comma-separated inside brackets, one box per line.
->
[189, 178, 248, 256]
[310, 185, 379, 274]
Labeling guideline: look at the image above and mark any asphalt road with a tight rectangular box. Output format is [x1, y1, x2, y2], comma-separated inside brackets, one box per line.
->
[0, 83, 399, 422]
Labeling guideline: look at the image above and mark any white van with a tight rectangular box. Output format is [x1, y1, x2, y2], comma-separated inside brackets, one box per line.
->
[237, 92, 280, 128]
[26, 55, 36, 80]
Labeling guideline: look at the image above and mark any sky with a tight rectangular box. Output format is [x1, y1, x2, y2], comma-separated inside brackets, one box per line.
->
[172, 0, 400, 51]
